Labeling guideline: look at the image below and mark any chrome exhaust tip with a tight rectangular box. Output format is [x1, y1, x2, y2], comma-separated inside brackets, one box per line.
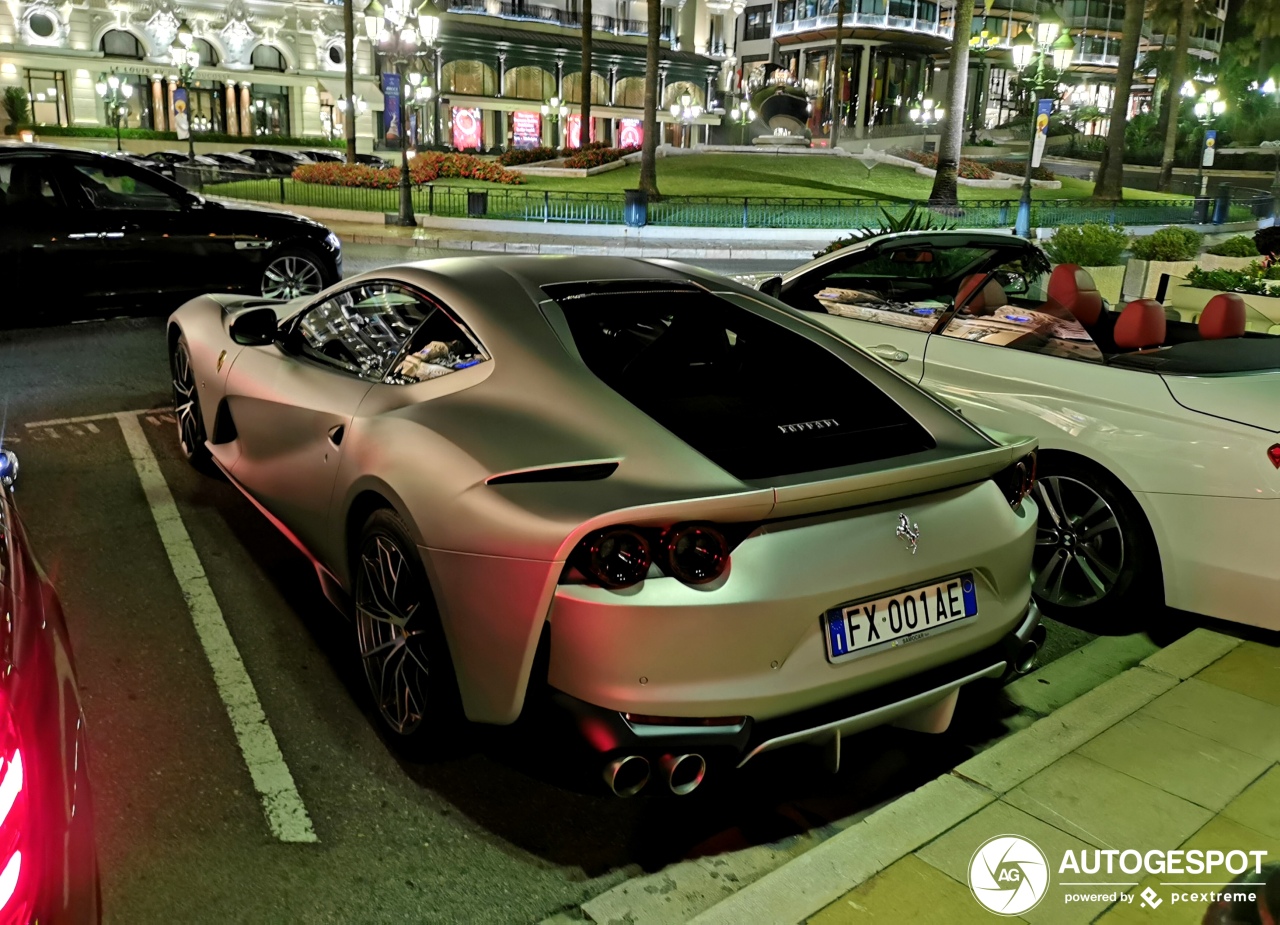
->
[1014, 638, 1042, 675]
[659, 753, 706, 796]
[603, 755, 650, 798]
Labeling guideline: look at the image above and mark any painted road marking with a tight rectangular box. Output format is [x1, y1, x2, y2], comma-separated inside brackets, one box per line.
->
[115, 411, 318, 844]
[24, 407, 169, 429]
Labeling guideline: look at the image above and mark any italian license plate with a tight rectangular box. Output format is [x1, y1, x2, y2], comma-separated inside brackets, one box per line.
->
[823, 573, 978, 662]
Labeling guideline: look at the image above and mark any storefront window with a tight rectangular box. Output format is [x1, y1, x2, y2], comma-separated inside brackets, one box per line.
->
[23, 69, 67, 126]
[777, 0, 796, 23]
[250, 84, 290, 135]
[743, 6, 773, 40]
[188, 84, 225, 133]
[112, 75, 154, 130]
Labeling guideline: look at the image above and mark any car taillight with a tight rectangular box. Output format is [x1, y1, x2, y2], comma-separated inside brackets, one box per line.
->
[1269, 444, 1280, 469]
[660, 524, 729, 584]
[570, 522, 747, 588]
[995, 451, 1037, 509]
[574, 527, 652, 588]
[0, 693, 28, 925]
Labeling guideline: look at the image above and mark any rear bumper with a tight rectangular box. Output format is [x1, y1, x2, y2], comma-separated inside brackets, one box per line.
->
[553, 602, 1041, 768]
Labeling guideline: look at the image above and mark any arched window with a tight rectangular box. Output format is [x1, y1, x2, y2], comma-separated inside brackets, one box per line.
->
[614, 76, 645, 108]
[100, 29, 144, 59]
[191, 38, 219, 67]
[251, 44, 287, 72]
[502, 66, 554, 101]
[562, 72, 608, 105]
[441, 60, 497, 95]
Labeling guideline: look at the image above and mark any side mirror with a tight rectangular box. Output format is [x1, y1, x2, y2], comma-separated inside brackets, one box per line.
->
[761, 276, 783, 299]
[230, 307, 280, 346]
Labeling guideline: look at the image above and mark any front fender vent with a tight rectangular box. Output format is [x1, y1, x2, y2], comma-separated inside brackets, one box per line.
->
[486, 462, 619, 485]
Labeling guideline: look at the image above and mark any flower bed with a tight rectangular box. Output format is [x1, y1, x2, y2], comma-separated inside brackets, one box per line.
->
[293, 152, 524, 187]
[498, 146, 560, 166]
[562, 145, 640, 170]
[889, 149, 994, 179]
[986, 158, 1056, 182]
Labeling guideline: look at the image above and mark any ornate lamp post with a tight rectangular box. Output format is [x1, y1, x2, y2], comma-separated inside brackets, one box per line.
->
[1011, 6, 1074, 236]
[669, 93, 703, 148]
[170, 19, 200, 164]
[540, 95, 569, 148]
[908, 98, 943, 152]
[365, 0, 441, 227]
[968, 20, 1000, 145]
[1191, 85, 1226, 199]
[731, 99, 756, 146]
[95, 72, 134, 152]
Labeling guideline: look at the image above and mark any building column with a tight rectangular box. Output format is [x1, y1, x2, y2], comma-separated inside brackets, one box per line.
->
[658, 64, 668, 103]
[240, 83, 252, 135]
[608, 64, 618, 104]
[853, 43, 871, 139]
[225, 81, 239, 135]
[555, 56, 564, 97]
[151, 76, 165, 131]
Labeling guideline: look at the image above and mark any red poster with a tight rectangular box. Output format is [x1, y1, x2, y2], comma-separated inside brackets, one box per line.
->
[451, 107, 482, 150]
[511, 110, 541, 149]
[618, 118, 643, 149]
[566, 114, 596, 148]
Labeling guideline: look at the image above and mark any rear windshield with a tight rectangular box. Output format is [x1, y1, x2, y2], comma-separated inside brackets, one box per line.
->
[546, 282, 935, 480]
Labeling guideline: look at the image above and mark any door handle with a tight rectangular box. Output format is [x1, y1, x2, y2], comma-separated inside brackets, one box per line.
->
[870, 344, 910, 363]
[327, 424, 345, 447]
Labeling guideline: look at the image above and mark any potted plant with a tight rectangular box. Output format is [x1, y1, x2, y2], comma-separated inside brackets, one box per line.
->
[1, 86, 30, 135]
[1197, 234, 1261, 271]
[1043, 223, 1128, 302]
[1165, 262, 1280, 329]
[1121, 227, 1203, 301]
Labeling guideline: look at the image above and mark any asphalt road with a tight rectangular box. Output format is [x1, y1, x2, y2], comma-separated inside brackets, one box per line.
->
[0, 296, 1105, 923]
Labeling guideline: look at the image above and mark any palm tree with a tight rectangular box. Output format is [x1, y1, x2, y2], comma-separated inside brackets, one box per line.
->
[580, 0, 593, 148]
[344, 0, 357, 164]
[928, 0, 976, 204]
[1243, 0, 1280, 40]
[639, 0, 661, 195]
[1147, 0, 1218, 190]
[1093, 0, 1145, 201]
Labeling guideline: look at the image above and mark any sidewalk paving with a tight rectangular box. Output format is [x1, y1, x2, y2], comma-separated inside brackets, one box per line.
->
[689, 629, 1280, 925]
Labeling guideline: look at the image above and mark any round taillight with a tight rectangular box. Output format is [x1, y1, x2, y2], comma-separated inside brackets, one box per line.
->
[662, 524, 729, 584]
[1268, 444, 1280, 469]
[578, 528, 652, 588]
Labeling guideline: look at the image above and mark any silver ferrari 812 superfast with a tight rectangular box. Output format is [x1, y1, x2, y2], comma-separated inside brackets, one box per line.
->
[168, 256, 1043, 796]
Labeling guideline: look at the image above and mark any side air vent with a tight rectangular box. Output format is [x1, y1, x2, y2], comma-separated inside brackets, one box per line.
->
[211, 400, 238, 444]
[486, 462, 619, 485]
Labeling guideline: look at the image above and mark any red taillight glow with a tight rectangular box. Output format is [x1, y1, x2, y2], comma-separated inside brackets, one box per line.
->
[0, 851, 19, 914]
[0, 693, 29, 925]
[1269, 444, 1280, 469]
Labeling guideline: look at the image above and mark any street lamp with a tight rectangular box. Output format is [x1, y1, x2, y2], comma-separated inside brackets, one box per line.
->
[1011, 6, 1075, 236]
[1192, 85, 1226, 200]
[908, 98, 943, 152]
[731, 99, 756, 146]
[968, 20, 1000, 145]
[95, 71, 134, 152]
[669, 92, 703, 148]
[170, 20, 200, 164]
[364, 0, 441, 227]
[540, 95, 569, 148]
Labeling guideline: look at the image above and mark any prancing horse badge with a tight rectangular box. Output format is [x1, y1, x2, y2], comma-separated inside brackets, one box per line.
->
[896, 513, 920, 554]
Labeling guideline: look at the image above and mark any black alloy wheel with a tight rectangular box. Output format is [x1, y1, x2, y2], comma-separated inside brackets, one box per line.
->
[260, 249, 326, 300]
[1031, 460, 1161, 626]
[354, 510, 460, 748]
[171, 335, 211, 468]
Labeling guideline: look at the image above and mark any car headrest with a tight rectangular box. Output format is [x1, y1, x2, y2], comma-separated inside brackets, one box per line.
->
[1047, 264, 1103, 327]
[1198, 293, 1247, 339]
[956, 274, 985, 308]
[957, 275, 1008, 315]
[1114, 299, 1167, 350]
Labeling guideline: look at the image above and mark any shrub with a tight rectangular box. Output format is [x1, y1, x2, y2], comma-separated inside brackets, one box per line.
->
[1128, 226, 1203, 261]
[813, 204, 955, 257]
[1206, 235, 1260, 257]
[1043, 223, 1128, 267]
[987, 159, 1056, 182]
[498, 146, 559, 166]
[1185, 266, 1280, 296]
[2, 87, 29, 130]
[293, 152, 525, 188]
[562, 145, 639, 169]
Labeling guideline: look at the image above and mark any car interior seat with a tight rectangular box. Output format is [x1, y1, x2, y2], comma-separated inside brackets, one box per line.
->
[1046, 264, 1104, 327]
[955, 275, 1008, 316]
[1197, 293, 1247, 339]
[1113, 299, 1167, 352]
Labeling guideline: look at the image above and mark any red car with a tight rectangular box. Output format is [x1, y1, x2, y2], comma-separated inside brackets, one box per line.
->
[0, 450, 99, 923]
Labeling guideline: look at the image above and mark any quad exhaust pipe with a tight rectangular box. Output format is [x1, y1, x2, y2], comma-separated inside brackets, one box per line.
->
[1013, 624, 1049, 675]
[603, 753, 707, 796]
[603, 755, 650, 798]
[659, 753, 706, 795]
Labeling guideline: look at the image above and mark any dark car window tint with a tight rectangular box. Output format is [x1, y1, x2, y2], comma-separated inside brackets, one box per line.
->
[0, 161, 66, 209]
[71, 162, 180, 210]
[548, 283, 935, 480]
[293, 282, 486, 382]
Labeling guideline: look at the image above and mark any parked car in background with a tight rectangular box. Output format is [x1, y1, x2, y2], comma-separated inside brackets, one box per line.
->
[238, 148, 312, 174]
[142, 150, 221, 179]
[0, 449, 100, 922]
[355, 153, 393, 169]
[168, 256, 1043, 795]
[203, 152, 259, 172]
[301, 149, 344, 163]
[0, 144, 342, 313]
[744, 230, 1280, 631]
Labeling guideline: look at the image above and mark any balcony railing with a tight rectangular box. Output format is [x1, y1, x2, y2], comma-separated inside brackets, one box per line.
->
[449, 0, 669, 38]
[773, 11, 951, 39]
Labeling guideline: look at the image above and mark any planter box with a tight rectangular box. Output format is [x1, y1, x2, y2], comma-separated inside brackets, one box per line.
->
[1079, 265, 1125, 304]
[1165, 278, 1280, 333]
[1196, 254, 1259, 272]
[1121, 259, 1198, 301]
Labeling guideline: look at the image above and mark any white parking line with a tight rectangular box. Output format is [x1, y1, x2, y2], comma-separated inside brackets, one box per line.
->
[115, 412, 319, 844]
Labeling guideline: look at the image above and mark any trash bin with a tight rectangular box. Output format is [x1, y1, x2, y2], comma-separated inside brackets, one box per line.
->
[467, 190, 488, 217]
[1212, 182, 1231, 225]
[624, 188, 648, 228]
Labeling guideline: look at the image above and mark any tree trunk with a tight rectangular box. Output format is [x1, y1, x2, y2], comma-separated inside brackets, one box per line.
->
[344, 0, 357, 164]
[927, 0, 974, 205]
[639, 0, 661, 195]
[581, 0, 593, 147]
[830, 0, 845, 151]
[1094, 0, 1145, 201]
[1156, 0, 1193, 191]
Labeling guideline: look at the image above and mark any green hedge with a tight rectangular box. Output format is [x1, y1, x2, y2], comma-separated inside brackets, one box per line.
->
[6, 123, 342, 148]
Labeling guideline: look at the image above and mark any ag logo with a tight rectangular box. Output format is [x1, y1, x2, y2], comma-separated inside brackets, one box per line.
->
[969, 834, 1049, 915]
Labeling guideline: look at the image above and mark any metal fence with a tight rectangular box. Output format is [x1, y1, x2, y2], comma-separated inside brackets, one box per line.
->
[195, 169, 1276, 231]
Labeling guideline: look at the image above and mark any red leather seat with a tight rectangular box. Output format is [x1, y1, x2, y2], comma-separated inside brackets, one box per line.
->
[1198, 293, 1247, 339]
[1114, 299, 1167, 350]
[1046, 264, 1104, 327]
[956, 274, 1007, 315]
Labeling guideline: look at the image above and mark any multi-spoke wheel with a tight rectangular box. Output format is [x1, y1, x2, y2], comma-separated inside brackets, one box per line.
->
[1030, 461, 1160, 625]
[260, 249, 326, 300]
[171, 334, 211, 468]
[354, 510, 460, 747]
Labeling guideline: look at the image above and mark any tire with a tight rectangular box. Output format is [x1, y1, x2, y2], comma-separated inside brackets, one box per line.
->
[1030, 458, 1162, 629]
[260, 247, 328, 300]
[171, 334, 212, 470]
[353, 509, 462, 752]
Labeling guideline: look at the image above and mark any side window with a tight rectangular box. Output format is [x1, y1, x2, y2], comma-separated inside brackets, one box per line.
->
[70, 162, 181, 210]
[941, 275, 1104, 363]
[290, 281, 487, 382]
[0, 160, 67, 210]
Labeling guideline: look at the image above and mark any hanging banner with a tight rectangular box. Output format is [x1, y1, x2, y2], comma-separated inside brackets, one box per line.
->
[382, 73, 401, 145]
[1031, 98, 1052, 169]
[566, 114, 595, 149]
[511, 111, 542, 149]
[618, 118, 643, 149]
[173, 87, 190, 141]
[451, 107, 483, 150]
[1202, 129, 1217, 167]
